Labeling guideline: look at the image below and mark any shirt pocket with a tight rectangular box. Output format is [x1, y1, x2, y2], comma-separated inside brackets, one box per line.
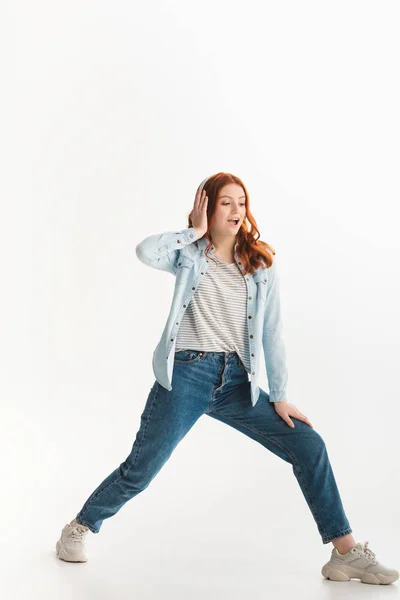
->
[175, 254, 195, 282]
[176, 255, 194, 270]
[253, 270, 268, 302]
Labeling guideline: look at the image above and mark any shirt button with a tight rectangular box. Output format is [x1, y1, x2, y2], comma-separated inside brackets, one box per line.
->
[248, 296, 252, 300]
[250, 335, 253, 339]
[189, 234, 193, 238]
[251, 353, 255, 357]
[248, 315, 252, 319]
[177, 240, 181, 243]
[170, 338, 174, 341]
[176, 322, 179, 325]
[201, 272, 204, 275]
[183, 304, 187, 308]
[252, 371, 255, 375]
[192, 287, 195, 290]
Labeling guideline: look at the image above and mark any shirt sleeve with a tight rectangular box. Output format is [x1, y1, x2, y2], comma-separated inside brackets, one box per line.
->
[135, 227, 199, 275]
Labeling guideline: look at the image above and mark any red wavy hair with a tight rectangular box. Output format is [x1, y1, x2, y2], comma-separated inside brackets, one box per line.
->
[187, 172, 276, 275]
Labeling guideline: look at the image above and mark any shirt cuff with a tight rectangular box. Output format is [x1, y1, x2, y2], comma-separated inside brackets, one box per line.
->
[268, 390, 287, 403]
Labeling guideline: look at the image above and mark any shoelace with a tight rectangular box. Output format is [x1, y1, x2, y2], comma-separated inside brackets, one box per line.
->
[69, 525, 88, 542]
[360, 541, 379, 564]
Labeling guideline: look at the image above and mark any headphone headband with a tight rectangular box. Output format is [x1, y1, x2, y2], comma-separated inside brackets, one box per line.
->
[198, 176, 211, 190]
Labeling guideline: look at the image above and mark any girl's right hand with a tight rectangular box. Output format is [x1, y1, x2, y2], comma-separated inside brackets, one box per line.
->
[189, 186, 208, 236]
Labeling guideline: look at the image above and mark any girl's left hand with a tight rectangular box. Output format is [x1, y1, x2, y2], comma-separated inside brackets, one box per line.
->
[273, 401, 313, 429]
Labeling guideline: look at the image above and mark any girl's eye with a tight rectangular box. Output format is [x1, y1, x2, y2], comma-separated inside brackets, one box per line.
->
[222, 203, 245, 206]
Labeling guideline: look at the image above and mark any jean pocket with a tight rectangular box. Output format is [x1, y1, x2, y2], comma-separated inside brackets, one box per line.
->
[174, 349, 204, 364]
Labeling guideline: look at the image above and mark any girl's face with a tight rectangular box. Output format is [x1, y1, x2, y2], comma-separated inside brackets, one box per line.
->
[211, 183, 247, 237]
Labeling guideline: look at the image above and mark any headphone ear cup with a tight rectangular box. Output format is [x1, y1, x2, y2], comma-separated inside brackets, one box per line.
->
[198, 176, 210, 190]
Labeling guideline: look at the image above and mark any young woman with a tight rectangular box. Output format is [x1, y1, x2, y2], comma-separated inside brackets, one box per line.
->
[56, 172, 398, 585]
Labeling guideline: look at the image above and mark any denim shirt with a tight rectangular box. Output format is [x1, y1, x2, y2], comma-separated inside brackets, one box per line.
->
[135, 226, 288, 406]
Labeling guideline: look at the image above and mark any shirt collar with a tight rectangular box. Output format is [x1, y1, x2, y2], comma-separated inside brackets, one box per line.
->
[197, 236, 244, 272]
[197, 236, 239, 255]
[196, 236, 266, 278]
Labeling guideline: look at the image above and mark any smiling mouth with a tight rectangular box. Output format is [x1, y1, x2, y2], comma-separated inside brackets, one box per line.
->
[228, 219, 240, 225]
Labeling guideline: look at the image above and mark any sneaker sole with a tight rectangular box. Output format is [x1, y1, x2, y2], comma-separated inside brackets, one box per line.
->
[322, 562, 399, 585]
[56, 539, 88, 563]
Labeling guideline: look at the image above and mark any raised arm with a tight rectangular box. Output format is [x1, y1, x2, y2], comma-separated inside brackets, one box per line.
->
[135, 227, 199, 275]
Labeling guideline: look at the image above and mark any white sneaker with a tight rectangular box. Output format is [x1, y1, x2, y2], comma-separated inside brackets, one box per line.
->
[56, 520, 89, 562]
[322, 541, 399, 585]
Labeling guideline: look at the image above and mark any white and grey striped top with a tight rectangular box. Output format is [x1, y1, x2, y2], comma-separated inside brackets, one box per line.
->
[175, 255, 251, 373]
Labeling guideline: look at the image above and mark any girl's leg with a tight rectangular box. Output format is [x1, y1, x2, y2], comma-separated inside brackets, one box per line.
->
[75, 378, 207, 533]
[331, 533, 356, 554]
[207, 380, 352, 545]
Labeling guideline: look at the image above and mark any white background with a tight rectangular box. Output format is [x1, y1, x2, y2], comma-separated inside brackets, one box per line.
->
[1, 0, 399, 597]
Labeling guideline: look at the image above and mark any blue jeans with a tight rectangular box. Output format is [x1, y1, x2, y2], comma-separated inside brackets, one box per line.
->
[76, 350, 352, 544]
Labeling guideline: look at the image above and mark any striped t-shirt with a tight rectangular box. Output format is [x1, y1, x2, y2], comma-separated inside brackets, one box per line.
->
[175, 255, 251, 373]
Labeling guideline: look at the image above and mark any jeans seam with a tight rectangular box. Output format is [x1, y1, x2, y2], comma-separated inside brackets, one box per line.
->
[210, 363, 228, 411]
[78, 382, 160, 528]
[208, 409, 327, 537]
[75, 516, 98, 534]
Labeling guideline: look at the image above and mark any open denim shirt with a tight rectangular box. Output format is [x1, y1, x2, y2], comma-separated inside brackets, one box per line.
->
[135, 226, 288, 406]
